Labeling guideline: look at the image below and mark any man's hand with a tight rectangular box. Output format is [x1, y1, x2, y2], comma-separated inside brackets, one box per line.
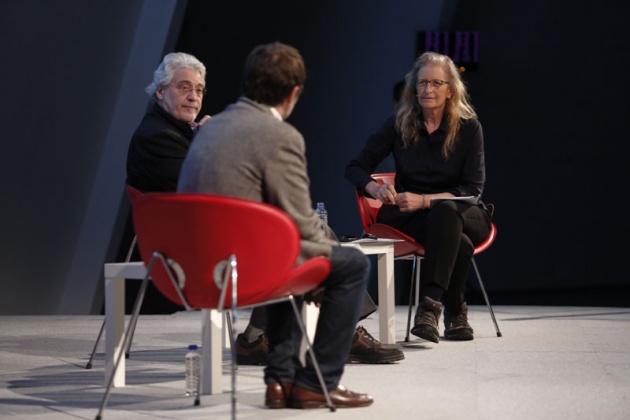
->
[190, 115, 211, 132]
[198, 115, 211, 125]
[304, 286, 326, 307]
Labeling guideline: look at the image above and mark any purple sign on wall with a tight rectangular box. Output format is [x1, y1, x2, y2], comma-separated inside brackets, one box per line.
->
[417, 31, 480, 72]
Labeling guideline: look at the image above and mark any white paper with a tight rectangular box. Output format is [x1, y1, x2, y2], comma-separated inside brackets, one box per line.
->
[350, 238, 402, 244]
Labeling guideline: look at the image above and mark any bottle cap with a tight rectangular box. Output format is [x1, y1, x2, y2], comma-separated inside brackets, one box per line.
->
[188, 344, 198, 350]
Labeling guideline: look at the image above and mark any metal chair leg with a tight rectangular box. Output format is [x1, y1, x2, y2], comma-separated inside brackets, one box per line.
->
[86, 286, 146, 367]
[85, 320, 105, 369]
[95, 274, 149, 420]
[123, 236, 142, 358]
[404, 256, 419, 342]
[192, 310, 238, 410]
[220, 255, 239, 420]
[229, 311, 237, 419]
[471, 258, 502, 337]
[123, 279, 147, 358]
[224, 311, 237, 372]
[289, 296, 336, 412]
[225, 311, 235, 351]
[86, 236, 139, 368]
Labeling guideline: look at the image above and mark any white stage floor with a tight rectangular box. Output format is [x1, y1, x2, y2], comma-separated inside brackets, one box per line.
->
[1, 305, 629, 419]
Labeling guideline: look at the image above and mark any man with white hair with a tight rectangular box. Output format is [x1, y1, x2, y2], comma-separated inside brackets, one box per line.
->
[127, 52, 210, 192]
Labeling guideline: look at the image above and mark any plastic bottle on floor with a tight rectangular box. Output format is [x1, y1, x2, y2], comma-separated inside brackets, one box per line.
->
[185, 344, 200, 397]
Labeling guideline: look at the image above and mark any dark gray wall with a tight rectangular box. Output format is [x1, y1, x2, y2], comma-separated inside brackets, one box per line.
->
[452, 1, 630, 296]
[0, 0, 185, 314]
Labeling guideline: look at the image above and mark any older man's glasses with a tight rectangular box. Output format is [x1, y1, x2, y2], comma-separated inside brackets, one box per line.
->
[416, 79, 449, 89]
[169, 83, 207, 97]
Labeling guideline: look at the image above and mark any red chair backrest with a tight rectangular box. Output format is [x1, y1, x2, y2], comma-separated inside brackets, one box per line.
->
[126, 185, 144, 203]
[131, 193, 309, 308]
[474, 222, 497, 255]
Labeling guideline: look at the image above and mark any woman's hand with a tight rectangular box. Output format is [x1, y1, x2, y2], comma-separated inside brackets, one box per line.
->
[366, 181, 398, 205]
[394, 192, 425, 212]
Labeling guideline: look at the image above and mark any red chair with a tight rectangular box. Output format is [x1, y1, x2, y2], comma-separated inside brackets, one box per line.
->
[86, 185, 144, 370]
[354, 173, 501, 340]
[96, 193, 335, 419]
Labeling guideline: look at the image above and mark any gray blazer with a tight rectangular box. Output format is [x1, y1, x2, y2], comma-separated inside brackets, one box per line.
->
[178, 97, 334, 263]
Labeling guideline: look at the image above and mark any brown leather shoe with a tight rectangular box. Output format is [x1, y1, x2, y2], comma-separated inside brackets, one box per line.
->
[265, 381, 293, 409]
[290, 384, 374, 409]
[235, 332, 268, 365]
[348, 325, 404, 364]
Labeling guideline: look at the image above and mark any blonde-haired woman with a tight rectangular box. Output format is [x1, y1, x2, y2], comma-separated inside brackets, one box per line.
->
[345, 51, 492, 343]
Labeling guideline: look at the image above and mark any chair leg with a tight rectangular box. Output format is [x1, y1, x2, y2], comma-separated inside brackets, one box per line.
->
[197, 320, 206, 407]
[123, 236, 143, 358]
[227, 256, 238, 420]
[225, 311, 235, 351]
[85, 279, 148, 368]
[224, 311, 237, 372]
[405, 257, 421, 342]
[229, 311, 237, 419]
[471, 258, 502, 337]
[123, 279, 148, 358]
[85, 320, 105, 369]
[95, 275, 149, 420]
[125, 236, 137, 262]
[87, 236, 140, 368]
[404, 257, 417, 342]
[289, 296, 336, 412]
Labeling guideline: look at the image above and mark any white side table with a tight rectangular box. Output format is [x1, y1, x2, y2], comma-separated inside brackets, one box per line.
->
[103, 261, 223, 395]
[302, 240, 397, 345]
[341, 239, 397, 344]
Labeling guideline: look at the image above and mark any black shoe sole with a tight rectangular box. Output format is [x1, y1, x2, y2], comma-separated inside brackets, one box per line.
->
[443, 329, 474, 341]
[410, 324, 440, 343]
[347, 352, 405, 364]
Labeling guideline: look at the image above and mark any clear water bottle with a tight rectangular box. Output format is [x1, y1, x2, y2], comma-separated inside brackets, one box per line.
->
[316, 202, 328, 225]
[185, 344, 200, 396]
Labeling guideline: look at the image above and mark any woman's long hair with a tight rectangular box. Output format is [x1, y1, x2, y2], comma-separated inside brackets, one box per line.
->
[395, 52, 477, 158]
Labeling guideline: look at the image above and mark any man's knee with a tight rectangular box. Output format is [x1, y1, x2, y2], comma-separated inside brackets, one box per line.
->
[329, 246, 370, 287]
[345, 247, 370, 276]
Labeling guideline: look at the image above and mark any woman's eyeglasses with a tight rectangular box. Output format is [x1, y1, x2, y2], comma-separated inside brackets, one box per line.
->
[416, 79, 448, 89]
